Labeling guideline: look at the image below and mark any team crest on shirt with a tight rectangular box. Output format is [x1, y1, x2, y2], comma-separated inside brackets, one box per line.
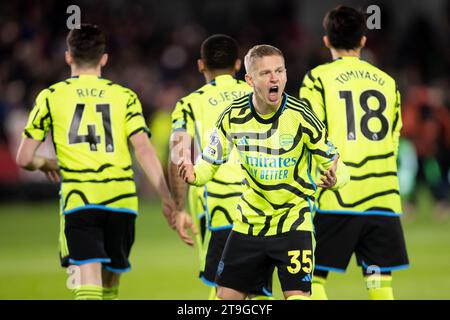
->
[279, 134, 294, 151]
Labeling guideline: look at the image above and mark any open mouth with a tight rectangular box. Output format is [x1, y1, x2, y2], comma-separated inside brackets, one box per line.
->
[268, 86, 279, 102]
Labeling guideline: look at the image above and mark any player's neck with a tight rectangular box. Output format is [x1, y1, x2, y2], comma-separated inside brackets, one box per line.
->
[252, 93, 279, 115]
[71, 65, 102, 77]
[203, 69, 234, 83]
[330, 48, 361, 60]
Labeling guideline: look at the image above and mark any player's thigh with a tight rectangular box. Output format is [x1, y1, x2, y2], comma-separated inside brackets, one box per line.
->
[313, 213, 363, 271]
[215, 231, 271, 294]
[356, 215, 409, 269]
[269, 230, 314, 292]
[64, 210, 109, 263]
[103, 212, 137, 270]
[201, 228, 231, 283]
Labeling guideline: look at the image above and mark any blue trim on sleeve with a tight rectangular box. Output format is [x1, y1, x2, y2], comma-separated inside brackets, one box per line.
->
[200, 275, 217, 287]
[69, 258, 111, 265]
[103, 265, 132, 273]
[314, 264, 346, 273]
[316, 209, 401, 217]
[171, 127, 187, 133]
[202, 154, 228, 165]
[326, 146, 336, 156]
[328, 153, 337, 162]
[63, 205, 138, 215]
[361, 261, 409, 272]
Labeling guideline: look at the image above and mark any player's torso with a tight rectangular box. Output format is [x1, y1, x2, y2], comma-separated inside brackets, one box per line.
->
[190, 75, 251, 228]
[47, 75, 138, 213]
[227, 94, 315, 236]
[314, 57, 401, 214]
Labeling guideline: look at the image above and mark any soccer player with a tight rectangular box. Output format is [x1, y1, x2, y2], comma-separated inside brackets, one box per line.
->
[16, 24, 176, 300]
[299, 6, 409, 300]
[178, 44, 349, 300]
[169, 34, 272, 299]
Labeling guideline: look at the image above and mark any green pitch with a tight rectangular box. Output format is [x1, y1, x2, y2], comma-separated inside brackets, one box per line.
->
[0, 187, 449, 299]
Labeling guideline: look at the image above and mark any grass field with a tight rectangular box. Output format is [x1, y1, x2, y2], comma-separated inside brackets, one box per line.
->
[0, 188, 449, 300]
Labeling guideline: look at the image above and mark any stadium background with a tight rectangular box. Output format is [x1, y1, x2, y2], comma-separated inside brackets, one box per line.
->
[0, 0, 449, 299]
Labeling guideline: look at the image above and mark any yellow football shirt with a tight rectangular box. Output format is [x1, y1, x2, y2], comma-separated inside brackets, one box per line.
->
[300, 56, 402, 215]
[23, 75, 150, 215]
[171, 75, 251, 230]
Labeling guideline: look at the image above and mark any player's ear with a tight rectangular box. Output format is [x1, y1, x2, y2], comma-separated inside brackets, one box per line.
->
[234, 59, 242, 73]
[65, 50, 73, 66]
[360, 36, 367, 49]
[100, 53, 108, 67]
[197, 59, 205, 73]
[245, 73, 253, 88]
[323, 36, 331, 49]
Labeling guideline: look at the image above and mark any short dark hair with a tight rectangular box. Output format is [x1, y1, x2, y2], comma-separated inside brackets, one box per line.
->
[200, 34, 239, 70]
[323, 6, 367, 50]
[66, 24, 106, 67]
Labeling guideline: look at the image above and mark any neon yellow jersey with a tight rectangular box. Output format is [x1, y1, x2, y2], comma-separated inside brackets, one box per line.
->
[23, 75, 150, 215]
[300, 56, 402, 215]
[171, 75, 251, 230]
[193, 93, 349, 236]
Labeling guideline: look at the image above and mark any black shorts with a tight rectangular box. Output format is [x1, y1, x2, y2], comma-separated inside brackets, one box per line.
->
[61, 209, 136, 273]
[216, 230, 313, 293]
[313, 213, 409, 273]
[200, 228, 273, 297]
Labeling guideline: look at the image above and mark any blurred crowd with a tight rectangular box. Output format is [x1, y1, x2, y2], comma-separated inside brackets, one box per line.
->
[0, 0, 449, 212]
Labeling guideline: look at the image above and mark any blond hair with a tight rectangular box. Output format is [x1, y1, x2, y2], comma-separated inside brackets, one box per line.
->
[244, 44, 284, 73]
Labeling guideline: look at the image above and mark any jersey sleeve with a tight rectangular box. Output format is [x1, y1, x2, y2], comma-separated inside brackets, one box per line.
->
[392, 87, 402, 157]
[23, 89, 52, 141]
[299, 70, 326, 123]
[171, 98, 195, 138]
[193, 108, 234, 186]
[125, 92, 151, 139]
[301, 107, 349, 190]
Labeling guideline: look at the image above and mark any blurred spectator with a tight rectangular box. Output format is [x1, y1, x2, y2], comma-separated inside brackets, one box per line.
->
[0, 0, 449, 211]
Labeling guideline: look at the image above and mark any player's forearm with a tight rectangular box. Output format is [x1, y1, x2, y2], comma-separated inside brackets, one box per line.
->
[192, 159, 219, 186]
[168, 161, 188, 210]
[17, 154, 49, 171]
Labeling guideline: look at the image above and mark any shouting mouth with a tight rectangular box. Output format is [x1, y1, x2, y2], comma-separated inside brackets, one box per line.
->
[268, 85, 279, 103]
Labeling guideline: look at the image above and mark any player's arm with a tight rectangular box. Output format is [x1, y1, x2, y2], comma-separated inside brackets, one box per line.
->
[168, 102, 199, 246]
[178, 111, 233, 186]
[303, 108, 349, 190]
[168, 131, 191, 210]
[299, 70, 326, 123]
[16, 138, 60, 183]
[130, 132, 176, 228]
[168, 99, 196, 211]
[16, 89, 60, 183]
[392, 88, 402, 157]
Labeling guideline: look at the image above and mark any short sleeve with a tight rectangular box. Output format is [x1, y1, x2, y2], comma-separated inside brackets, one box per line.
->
[125, 92, 151, 139]
[171, 98, 195, 138]
[23, 89, 52, 141]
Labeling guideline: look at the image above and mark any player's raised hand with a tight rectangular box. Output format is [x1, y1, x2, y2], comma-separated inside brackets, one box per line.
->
[177, 158, 196, 184]
[175, 210, 198, 246]
[317, 155, 339, 189]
